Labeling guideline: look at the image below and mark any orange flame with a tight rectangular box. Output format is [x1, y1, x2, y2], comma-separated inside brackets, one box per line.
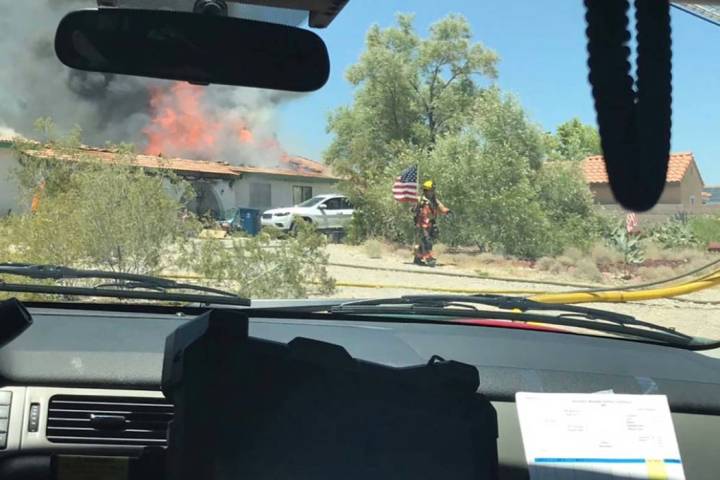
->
[144, 83, 220, 158]
[143, 82, 293, 167]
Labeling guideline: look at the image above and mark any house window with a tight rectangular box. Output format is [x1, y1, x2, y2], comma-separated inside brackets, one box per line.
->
[690, 195, 696, 206]
[249, 183, 271, 209]
[293, 186, 313, 205]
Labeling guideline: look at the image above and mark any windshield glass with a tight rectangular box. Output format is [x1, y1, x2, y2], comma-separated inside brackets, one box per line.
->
[296, 197, 325, 208]
[1, 1, 720, 346]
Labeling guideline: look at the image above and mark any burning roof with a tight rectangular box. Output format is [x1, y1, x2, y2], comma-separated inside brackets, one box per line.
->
[18, 143, 338, 180]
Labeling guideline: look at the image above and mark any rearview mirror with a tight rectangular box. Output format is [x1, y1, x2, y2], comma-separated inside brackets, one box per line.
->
[318, 204, 327, 210]
[55, 9, 330, 92]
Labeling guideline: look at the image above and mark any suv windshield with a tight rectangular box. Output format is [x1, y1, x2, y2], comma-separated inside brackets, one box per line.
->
[1, 2, 720, 346]
[297, 197, 325, 208]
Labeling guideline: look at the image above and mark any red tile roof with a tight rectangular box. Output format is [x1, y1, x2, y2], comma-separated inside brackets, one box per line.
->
[582, 152, 697, 184]
[21, 146, 338, 180]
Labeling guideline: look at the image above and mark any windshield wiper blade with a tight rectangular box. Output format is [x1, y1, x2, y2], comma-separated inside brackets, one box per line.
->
[274, 293, 692, 345]
[248, 303, 694, 347]
[0, 263, 249, 306]
[337, 294, 660, 326]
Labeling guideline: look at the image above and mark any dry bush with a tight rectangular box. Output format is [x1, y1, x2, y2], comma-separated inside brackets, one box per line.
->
[363, 238, 385, 259]
[179, 221, 335, 298]
[590, 242, 623, 268]
[535, 257, 563, 274]
[562, 247, 585, 263]
[555, 255, 575, 268]
[535, 257, 556, 271]
[575, 258, 603, 283]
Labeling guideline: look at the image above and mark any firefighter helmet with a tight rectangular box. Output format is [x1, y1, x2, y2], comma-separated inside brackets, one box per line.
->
[422, 180, 434, 190]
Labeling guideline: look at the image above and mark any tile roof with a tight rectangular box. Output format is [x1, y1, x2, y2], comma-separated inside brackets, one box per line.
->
[20, 146, 338, 180]
[582, 152, 697, 184]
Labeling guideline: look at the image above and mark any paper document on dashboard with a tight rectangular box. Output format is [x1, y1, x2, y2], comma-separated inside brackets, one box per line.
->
[516, 392, 685, 480]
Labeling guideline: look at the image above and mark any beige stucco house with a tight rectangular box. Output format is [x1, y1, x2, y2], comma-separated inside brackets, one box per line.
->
[0, 136, 339, 219]
[582, 152, 705, 217]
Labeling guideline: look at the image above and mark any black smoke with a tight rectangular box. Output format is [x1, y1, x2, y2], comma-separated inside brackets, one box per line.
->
[0, 0, 301, 166]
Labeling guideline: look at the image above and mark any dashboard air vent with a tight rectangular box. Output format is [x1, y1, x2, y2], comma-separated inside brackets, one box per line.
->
[46, 394, 173, 446]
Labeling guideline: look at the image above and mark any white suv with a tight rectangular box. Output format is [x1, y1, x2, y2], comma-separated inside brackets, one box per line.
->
[261, 194, 354, 232]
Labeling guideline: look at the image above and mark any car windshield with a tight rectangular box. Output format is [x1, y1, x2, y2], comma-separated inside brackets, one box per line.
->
[1, 1, 720, 346]
[296, 197, 325, 208]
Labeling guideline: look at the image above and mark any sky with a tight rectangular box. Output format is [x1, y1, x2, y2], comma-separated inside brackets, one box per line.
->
[274, 1, 720, 184]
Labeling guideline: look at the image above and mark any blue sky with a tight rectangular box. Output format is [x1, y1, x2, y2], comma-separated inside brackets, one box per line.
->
[274, 1, 720, 184]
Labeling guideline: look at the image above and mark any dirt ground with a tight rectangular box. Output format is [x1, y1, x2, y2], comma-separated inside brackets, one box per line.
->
[322, 244, 720, 341]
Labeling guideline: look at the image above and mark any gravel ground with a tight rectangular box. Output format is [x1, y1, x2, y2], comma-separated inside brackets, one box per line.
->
[323, 244, 720, 341]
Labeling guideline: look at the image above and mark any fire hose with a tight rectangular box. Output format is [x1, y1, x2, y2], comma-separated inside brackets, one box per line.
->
[164, 256, 720, 306]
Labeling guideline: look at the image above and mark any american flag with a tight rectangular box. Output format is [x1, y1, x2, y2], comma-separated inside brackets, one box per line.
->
[392, 165, 418, 202]
[626, 212, 638, 233]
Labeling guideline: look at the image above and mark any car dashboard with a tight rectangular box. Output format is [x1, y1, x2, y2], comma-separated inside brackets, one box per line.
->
[1, 304, 720, 479]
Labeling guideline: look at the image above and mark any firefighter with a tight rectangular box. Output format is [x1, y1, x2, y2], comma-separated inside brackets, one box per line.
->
[413, 180, 450, 267]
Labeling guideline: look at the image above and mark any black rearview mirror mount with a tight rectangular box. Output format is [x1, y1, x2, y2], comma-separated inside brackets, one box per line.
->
[55, 8, 330, 92]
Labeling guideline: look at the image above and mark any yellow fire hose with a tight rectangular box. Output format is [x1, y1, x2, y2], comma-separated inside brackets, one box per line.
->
[530, 270, 720, 305]
[164, 264, 720, 306]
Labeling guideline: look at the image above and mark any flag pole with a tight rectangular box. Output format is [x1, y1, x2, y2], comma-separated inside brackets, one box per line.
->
[413, 164, 420, 262]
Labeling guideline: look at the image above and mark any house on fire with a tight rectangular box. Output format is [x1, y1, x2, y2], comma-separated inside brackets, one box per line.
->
[0, 136, 339, 218]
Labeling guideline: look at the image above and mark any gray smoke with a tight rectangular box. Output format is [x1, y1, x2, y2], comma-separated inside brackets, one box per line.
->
[0, 0, 301, 166]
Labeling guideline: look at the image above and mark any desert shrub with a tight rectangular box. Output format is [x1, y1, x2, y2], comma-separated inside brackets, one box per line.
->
[179, 221, 335, 298]
[2, 146, 199, 274]
[575, 258, 603, 282]
[555, 255, 576, 268]
[535, 257, 557, 271]
[649, 218, 698, 249]
[606, 223, 645, 265]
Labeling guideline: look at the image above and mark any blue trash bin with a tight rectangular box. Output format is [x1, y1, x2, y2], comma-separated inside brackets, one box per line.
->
[235, 208, 261, 236]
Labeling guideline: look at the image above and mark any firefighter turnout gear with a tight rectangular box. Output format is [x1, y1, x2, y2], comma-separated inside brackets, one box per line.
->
[413, 183, 449, 267]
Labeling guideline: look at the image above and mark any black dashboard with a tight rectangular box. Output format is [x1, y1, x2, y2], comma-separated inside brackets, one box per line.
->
[1, 304, 720, 478]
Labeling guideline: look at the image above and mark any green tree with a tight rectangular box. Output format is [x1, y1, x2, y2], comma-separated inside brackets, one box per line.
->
[423, 92, 595, 257]
[544, 118, 601, 162]
[325, 15, 600, 257]
[325, 13, 499, 192]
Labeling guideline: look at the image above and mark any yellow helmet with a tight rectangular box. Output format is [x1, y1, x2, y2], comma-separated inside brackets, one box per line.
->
[422, 180, 434, 190]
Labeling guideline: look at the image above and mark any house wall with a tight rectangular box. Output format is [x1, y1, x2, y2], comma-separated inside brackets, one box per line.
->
[590, 183, 681, 205]
[226, 173, 338, 213]
[680, 162, 704, 211]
